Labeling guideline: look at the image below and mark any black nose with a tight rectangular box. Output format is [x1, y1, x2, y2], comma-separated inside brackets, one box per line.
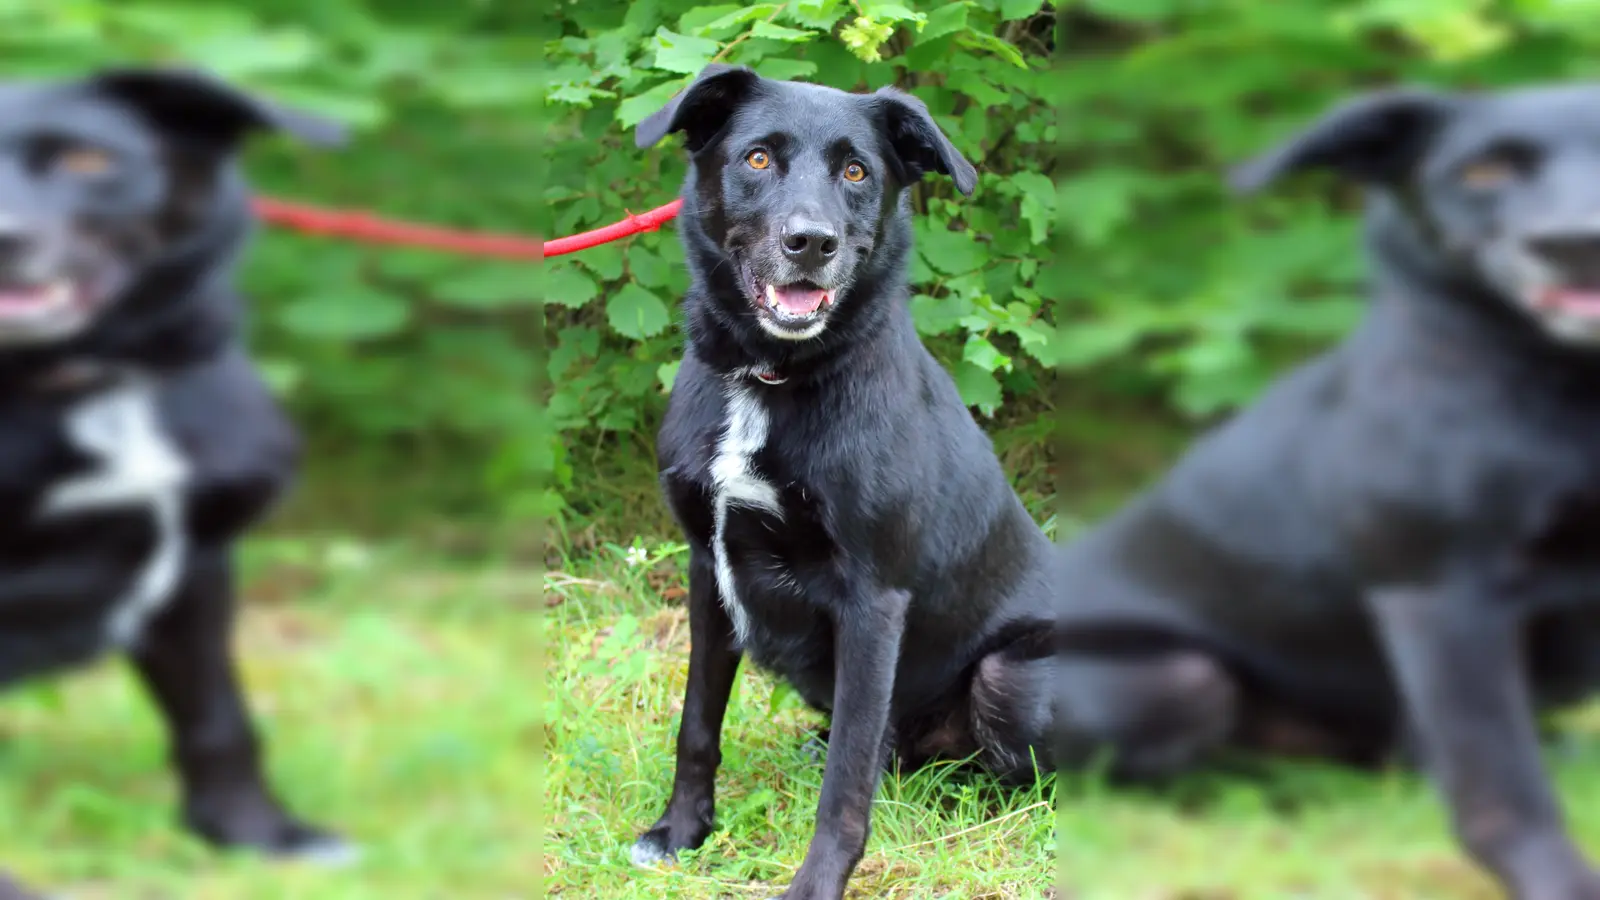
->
[780, 218, 839, 270]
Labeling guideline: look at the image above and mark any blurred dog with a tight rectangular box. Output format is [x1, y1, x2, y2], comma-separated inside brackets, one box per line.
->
[630, 65, 1057, 900]
[0, 67, 350, 891]
[1052, 82, 1600, 899]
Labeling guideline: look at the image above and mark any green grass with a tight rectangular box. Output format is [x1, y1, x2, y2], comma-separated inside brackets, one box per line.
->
[5, 437, 1600, 898]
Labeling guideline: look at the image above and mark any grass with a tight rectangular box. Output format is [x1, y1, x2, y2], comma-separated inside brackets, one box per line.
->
[4, 425, 1600, 899]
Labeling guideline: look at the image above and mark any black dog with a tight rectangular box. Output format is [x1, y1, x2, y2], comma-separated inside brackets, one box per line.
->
[630, 65, 1058, 899]
[0, 68, 350, 886]
[1052, 83, 1600, 899]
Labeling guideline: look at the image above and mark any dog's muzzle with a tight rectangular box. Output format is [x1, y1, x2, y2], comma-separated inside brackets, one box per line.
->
[0, 214, 114, 348]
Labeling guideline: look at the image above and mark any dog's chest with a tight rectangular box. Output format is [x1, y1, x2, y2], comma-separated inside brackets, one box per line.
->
[695, 380, 837, 650]
[0, 380, 192, 650]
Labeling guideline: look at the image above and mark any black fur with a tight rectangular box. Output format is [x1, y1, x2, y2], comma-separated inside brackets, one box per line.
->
[0, 66, 351, 884]
[1054, 82, 1600, 899]
[631, 66, 1052, 900]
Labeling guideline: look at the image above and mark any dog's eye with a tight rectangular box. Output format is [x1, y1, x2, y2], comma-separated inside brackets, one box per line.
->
[1458, 158, 1519, 190]
[747, 150, 771, 170]
[55, 147, 116, 178]
[843, 162, 867, 183]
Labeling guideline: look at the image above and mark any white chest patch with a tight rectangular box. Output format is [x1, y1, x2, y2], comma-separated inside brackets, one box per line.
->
[709, 378, 784, 646]
[42, 380, 191, 648]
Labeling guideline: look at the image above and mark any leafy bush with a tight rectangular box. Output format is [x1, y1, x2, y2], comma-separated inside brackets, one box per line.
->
[7, 1, 1600, 525]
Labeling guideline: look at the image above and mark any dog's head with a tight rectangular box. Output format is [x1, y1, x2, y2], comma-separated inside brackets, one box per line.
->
[1232, 83, 1600, 348]
[0, 67, 343, 351]
[637, 65, 975, 345]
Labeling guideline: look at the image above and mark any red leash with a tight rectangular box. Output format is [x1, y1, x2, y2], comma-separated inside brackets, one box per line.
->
[249, 196, 683, 259]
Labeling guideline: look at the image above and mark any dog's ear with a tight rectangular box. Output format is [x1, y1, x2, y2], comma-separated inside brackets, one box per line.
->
[91, 67, 348, 150]
[1228, 88, 1457, 194]
[635, 64, 761, 153]
[874, 87, 978, 196]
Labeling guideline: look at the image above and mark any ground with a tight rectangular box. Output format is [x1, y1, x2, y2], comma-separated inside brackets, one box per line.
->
[2, 463, 1599, 898]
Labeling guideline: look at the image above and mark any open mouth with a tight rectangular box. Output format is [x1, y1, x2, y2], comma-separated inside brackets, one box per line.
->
[762, 280, 833, 317]
[1536, 285, 1600, 319]
[747, 272, 836, 341]
[0, 278, 100, 344]
[0, 281, 81, 322]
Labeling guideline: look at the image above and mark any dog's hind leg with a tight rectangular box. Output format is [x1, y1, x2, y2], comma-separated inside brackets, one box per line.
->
[961, 636, 1059, 781]
[1047, 647, 1239, 781]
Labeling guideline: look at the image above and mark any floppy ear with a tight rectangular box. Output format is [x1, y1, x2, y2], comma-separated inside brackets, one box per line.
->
[875, 87, 978, 196]
[635, 64, 761, 153]
[90, 67, 348, 150]
[1228, 88, 1457, 194]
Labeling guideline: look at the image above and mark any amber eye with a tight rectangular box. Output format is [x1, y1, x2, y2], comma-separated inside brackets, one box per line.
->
[55, 147, 116, 177]
[843, 162, 867, 183]
[1459, 158, 1518, 190]
[747, 149, 771, 170]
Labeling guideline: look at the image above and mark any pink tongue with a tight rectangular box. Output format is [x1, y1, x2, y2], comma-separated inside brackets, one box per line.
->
[1546, 288, 1600, 316]
[772, 285, 828, 315]
[0, 287, 53, 313]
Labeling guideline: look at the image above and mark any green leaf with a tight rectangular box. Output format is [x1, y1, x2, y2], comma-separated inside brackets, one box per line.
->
[951, 362, 1004, 416]
[277, 288, 410, 341]
[607, 284, 673, 339]
[755, 58, 820, 80]
[577, 244, 627, 281]
[999, 0, 1046, 20]
[627, 245, 671, 290]
[618, 77, 691, 129]
[963, 334, 1013, 373]
[1057, 173, 1138, 246]
[182, 31, 317, 77]
[544, 265, 601, 309]
[918, 2, 972, 43]
[861, 1, 927, 25]
[788, 0, 851, 29]
[679, 4, 747, 35]
[650, 28, 722, 74]
[751, 21, 816, 42]
[657, 359, 682, 393]
[955, 29, 1029, 68]
[1011, 171, 1057, 245]
[910, 292, 974, 335]
[434, 263, 540, 309]
[704, 4, 784, 32]
[916, 224, 987, 275]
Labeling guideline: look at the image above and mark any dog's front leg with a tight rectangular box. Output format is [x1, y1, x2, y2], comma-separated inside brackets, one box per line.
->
[130, 547, 351, 862]
[1367, 585, 1600, 900]
[775, 587, 911, 900]
[633, 548, 743, 865]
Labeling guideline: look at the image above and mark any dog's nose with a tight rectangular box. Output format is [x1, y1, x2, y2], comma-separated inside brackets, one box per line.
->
[780, 218, 839, 270]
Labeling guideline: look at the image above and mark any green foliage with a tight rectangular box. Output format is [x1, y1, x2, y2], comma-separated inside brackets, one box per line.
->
[11, 1, 1600, 522]
[542, 0, 1060, 480]
[1048, 0, 1600, 417]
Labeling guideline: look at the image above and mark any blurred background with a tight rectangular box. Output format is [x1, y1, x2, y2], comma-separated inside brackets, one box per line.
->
[3, 1, 1600, 898]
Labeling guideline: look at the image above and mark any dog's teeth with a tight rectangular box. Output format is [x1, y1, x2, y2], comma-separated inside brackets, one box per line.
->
[765, 284, 778, 308]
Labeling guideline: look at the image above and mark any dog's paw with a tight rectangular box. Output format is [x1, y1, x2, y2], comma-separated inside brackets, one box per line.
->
[274, 829, 362, 868]
[189, 800, 356, 867]
[629, 830, 679, 868]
